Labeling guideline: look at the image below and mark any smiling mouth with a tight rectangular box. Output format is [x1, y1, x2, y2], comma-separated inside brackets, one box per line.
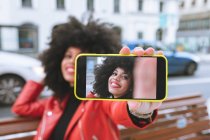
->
[110, 82, 121, 88]
[66, 67, 74, 74]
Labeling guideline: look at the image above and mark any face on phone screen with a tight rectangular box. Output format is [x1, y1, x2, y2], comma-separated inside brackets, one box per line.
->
[75, 55, 167, 101]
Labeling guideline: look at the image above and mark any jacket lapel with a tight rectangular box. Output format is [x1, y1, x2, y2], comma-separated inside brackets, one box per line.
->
[41, 96, 69, 139]
[64, 101, 86, 139]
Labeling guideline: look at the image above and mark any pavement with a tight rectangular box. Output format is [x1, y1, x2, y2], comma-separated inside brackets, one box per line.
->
[196, 53, 210, 63]
[194, 53, 210, 117]
[198, 53, 210, 116]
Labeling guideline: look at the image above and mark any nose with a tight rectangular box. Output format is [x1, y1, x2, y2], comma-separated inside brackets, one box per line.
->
[113, 74, 120, 81]
[69, 55, 77, 64]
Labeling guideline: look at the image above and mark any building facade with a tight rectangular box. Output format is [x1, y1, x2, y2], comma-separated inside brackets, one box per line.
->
[177, 0, 210, 53]
[0, 0, 178, 56]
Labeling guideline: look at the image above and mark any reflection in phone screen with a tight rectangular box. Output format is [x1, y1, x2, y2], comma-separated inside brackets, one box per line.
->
[85, 56, 157, 100]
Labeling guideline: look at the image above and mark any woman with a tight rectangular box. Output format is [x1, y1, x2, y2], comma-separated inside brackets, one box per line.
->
[12, 16, 162, 140]
[93, 57, 134, 98]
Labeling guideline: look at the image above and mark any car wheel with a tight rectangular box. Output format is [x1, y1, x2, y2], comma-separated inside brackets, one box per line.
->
[0, 75, 25, 105]
[185, 62, 196, 75]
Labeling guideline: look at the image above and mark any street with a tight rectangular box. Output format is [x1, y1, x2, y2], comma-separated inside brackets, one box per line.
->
[0, 62, 210, 118]
[168, 62, 210, 99]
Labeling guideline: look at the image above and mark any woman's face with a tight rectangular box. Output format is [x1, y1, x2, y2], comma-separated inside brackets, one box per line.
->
[108, 67, 131, 98]
[61, 47, 81, 86]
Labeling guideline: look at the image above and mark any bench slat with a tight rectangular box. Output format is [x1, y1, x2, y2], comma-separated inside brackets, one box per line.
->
[188, 135, 210, 140]
[160, 98, 206, 110]
[0, 119, 39, 135]
[149, 113, 209, 129]
[6, 135, 34, 140]
[158, 105, 207, 119]
[132, 120, 210, 140]
[164, 93, 202, 102]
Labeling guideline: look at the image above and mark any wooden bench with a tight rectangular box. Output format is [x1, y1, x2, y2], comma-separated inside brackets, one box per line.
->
[0, 93, 209, 140]
[120, 93, 210, 140]
[0, 117, 39, 140]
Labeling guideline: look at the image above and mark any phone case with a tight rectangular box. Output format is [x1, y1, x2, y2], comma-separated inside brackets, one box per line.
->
[74, 53, 168, 102]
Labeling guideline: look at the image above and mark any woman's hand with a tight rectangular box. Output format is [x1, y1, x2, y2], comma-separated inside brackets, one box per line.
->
[119, 46, 163, 115]
[39, 78, 45, 85]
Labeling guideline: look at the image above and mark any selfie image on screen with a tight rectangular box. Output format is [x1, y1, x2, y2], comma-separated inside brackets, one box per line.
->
[84, 56, 157, 100]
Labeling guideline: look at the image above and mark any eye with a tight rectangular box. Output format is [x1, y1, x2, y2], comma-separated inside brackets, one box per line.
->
[64, 54, 72, 59]
[122, 74, 129, 80]
[112, 71, 117, 76]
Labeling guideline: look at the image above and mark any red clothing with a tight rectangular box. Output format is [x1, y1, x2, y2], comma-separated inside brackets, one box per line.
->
[12, 81, 157, 140]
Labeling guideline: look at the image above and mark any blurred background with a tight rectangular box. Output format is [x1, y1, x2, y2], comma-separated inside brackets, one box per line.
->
[0, 0, 210, 118]
[86, 56, 105, 96]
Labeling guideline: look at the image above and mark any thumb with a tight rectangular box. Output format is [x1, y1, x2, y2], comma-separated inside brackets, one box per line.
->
[128, 101, 162, 114]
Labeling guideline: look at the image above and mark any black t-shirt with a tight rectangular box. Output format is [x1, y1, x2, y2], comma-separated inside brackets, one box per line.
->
[50, 93, 81, 140]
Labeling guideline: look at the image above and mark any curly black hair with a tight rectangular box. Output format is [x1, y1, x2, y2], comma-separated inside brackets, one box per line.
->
[93, 57, 134, 98]
[39, 16, 122, 100]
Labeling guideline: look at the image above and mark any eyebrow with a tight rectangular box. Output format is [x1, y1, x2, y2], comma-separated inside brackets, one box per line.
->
[114, 69, 129, 75]
[67, 51, 73, 54]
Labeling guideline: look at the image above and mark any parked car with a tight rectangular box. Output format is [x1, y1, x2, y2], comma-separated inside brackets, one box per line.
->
[123, 40, 200, 75]
[123, 40, 163, 51]
[0, 51, 45, 105]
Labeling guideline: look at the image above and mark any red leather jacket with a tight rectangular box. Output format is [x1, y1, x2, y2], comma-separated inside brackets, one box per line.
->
[12, 81, 157, 140]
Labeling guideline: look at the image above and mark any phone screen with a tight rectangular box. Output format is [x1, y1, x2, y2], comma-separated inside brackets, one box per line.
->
[75, 55, 167, 101]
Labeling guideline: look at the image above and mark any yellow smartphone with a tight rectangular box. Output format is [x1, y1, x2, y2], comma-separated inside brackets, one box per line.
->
[74, 54, 168, 102]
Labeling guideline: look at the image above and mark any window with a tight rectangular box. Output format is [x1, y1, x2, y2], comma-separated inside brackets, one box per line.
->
[21, 0, 32, 8]
[87, 0, 94, 12]
[114, 0, 120, 13]
[113, 26, 122, 40]
[0, 28, 1, 50]
[156, 29, 163, 41]
[159, 1, 164, 12]
[179, 1, 185, 9]
[138, 0, 143, 11]
[138, 32, 143, 39]
[57, 0, 65, 9]
[18, 24, 38, 51]
[204, 0, 208, 4]
[180, 19, 210, 30]
[191, 0, 196, 7]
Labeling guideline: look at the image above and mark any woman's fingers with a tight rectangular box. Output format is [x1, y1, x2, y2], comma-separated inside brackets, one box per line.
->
[144, 48, 155, 55]
[120, 46, 163, 56]
[133, 47, 144, 56]
[133, 47, 155, 56]
[156, 50, 164, 55]
[119, 46, 131, 55]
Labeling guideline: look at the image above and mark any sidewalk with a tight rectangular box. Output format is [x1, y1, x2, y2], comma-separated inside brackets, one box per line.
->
[196, 53, 210, 63]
